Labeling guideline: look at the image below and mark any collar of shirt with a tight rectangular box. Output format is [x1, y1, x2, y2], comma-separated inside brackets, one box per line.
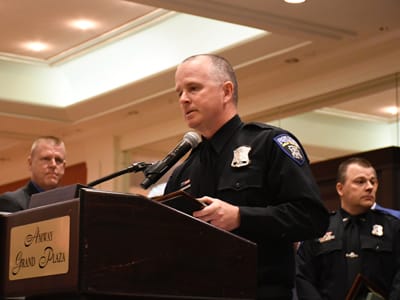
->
[339, 208, 367, 223]
[203, 114, 243, 155]
[29, 180, 44, 193]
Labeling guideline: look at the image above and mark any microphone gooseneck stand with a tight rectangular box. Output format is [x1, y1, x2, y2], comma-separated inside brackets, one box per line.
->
[87, 131, 200, 189]
[87, 161, 152, 187]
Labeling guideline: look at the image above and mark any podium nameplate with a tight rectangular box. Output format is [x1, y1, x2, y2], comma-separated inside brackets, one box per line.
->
[9, 215, 70, 280]
[1, 199, 80, 298]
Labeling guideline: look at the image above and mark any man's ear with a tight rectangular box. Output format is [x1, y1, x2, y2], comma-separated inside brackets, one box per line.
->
[222, 81, 234, 101]
[336, 182, 343, 197]
[27, 156, 33, 171]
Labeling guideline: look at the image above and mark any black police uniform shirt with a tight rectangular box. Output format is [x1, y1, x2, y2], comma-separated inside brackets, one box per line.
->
[295, 209, 400, 300]
[164, 115, 329, 297]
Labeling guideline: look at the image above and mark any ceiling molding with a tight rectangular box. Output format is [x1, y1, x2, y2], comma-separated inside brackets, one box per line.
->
[243, 73, 400, 123]
[0, 9, 171, 66]
[48, 9, 172, 66]
[128, 0, 357, 39]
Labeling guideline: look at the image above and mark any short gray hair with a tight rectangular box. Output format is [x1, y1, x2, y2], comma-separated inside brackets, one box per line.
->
[182, 54, 239, 105]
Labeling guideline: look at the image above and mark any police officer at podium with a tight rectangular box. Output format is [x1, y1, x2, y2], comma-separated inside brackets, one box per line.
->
[165, 54, 329, 300]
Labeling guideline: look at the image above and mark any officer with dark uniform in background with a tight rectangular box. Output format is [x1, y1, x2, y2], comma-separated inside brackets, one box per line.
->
[296, 157, 400, 299]
[165, 54, 329, 300]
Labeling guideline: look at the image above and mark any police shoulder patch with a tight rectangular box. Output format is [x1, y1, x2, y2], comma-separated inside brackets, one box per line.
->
[273, 134, 305, 166]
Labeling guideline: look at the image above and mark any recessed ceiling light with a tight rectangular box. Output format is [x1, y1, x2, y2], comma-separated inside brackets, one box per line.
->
[284, 0, 306, 3]
[24, 41, 48, 52]
[70, 19, 97, 30]
[383, 106, 399, 115]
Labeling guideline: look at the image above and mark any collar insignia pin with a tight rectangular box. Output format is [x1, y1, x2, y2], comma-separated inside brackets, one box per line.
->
[318, 231, 335, 243]
[345, 252, 359, 258]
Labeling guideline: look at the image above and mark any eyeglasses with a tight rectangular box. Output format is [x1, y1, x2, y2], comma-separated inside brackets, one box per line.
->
[38, 156, 65, 166]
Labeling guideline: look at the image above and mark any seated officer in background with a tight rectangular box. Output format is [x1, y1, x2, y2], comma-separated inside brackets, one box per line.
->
[296, 157, 400, 299]
[0, 136, 66, 212]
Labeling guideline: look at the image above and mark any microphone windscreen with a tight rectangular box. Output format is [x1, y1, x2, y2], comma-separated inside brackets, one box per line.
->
[183, 131, 201, 148]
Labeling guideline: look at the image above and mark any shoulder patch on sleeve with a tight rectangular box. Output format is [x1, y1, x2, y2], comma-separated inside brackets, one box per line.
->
[273, 134, 305, 166]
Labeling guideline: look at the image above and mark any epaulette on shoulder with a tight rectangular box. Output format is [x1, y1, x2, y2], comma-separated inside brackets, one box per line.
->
[244, 122, 281, 131]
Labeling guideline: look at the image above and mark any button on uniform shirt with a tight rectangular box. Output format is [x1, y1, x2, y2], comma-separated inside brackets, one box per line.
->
[165, 115, 329, 299]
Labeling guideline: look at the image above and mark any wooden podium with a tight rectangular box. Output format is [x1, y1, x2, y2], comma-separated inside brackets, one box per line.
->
[0, 186, 257, 299]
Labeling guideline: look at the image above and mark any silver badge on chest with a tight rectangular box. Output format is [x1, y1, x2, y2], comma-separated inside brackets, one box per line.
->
[231, 146, 251, 167]
[371, 224, 383, 237]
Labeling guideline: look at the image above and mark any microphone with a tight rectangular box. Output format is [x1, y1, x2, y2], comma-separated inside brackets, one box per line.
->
[140, 131, 201, 189]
